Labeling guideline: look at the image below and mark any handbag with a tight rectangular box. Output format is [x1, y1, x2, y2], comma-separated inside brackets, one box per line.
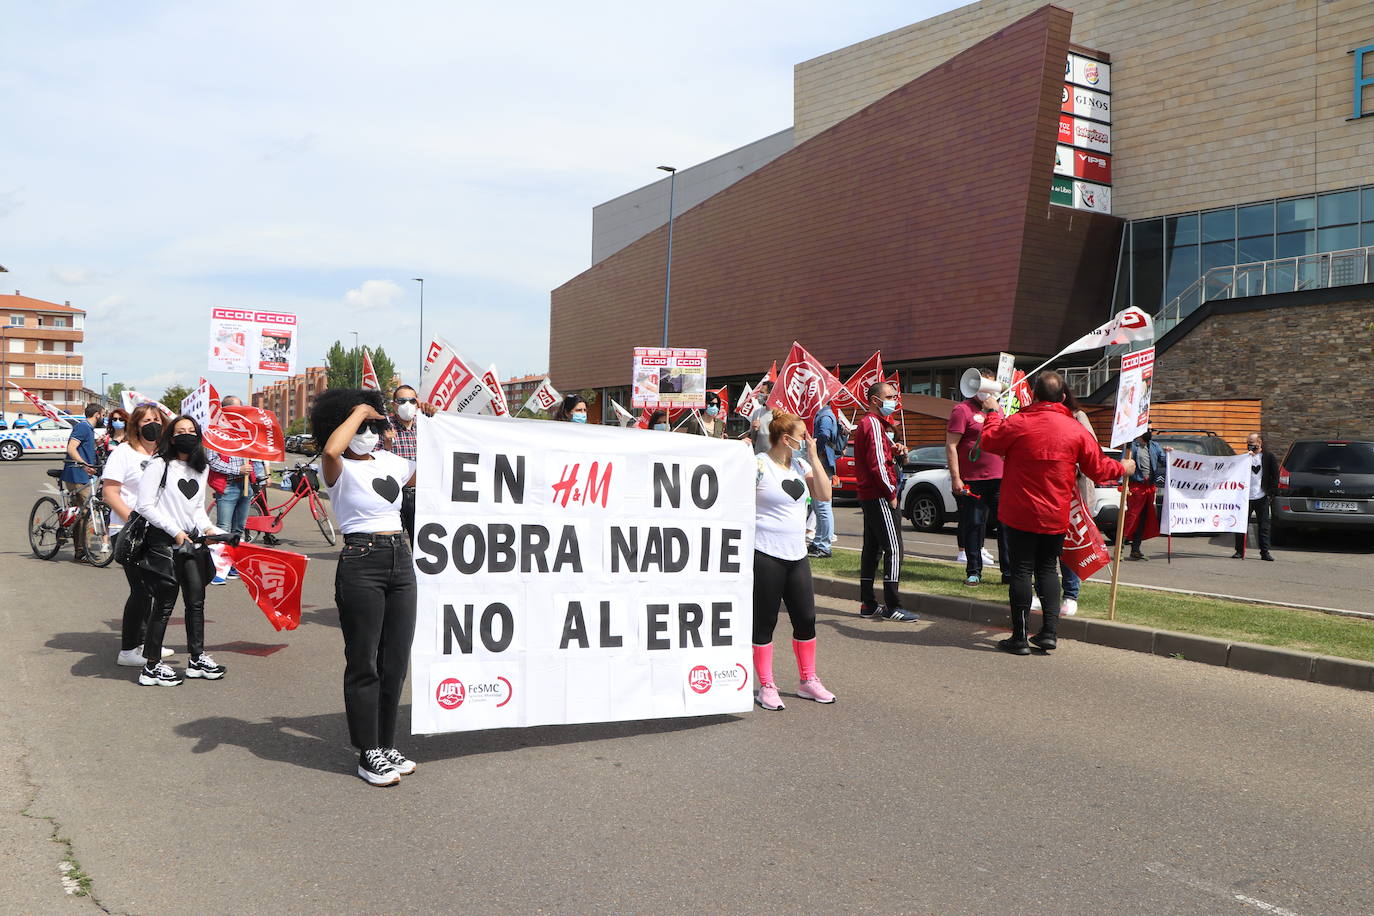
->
[114, 460, 170, 567]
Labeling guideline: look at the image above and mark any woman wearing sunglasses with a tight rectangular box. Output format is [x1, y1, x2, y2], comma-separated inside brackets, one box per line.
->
[313, 388, 434, 787]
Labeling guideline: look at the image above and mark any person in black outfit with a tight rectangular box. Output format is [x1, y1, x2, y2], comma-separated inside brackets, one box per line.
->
[1233, 432, 1278, 561]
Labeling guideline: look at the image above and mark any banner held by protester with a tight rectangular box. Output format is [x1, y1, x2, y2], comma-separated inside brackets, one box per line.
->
[410, 413, 755, 734]
[1161, 453, 1251, 535]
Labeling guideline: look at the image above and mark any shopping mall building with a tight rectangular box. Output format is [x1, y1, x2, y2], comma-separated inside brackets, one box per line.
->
[550, 1, 1374, 448]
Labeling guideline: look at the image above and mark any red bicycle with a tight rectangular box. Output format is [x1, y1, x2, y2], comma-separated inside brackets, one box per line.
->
[244, 461, 336, 546]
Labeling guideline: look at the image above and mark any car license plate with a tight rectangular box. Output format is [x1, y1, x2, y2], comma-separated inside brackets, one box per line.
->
[1314, 501, 1358, 512]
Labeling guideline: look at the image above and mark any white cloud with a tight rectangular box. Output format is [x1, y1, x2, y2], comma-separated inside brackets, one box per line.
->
[50, 266, 113, 285]
[343, 280, 405, 313]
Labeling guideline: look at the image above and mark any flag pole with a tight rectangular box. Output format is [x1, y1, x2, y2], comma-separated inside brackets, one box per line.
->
[1108, 477, 1129, 621]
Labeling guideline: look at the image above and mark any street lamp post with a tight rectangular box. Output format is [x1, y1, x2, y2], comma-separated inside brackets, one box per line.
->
[657, 165, 677, 348]
[351, 330, 360, 387]
[413, 278, 425, 382]
[101, 372, 107, 405]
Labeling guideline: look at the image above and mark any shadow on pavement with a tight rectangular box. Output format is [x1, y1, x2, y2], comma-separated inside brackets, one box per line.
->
[299, 605, 340, 629]
[47, 619, 287, 679]
[173, 709, 742, 776]
[817, 615, 1001, 652]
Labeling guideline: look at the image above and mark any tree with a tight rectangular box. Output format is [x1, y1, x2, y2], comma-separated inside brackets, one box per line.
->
[325, 340, 400, 392]
[106, 381, 127, 405]
[286, 417, 307, 435]
[162, 384, 193, 411]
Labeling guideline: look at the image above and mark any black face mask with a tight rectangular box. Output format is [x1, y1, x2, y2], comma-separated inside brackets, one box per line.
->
[1141, 432, 1153, 443]
[140, 422, 163, 443]
[172, 433, 200, 455]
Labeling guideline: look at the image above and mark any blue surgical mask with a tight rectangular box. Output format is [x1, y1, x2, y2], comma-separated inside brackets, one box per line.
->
[879, 399, 898, 416]
[706, 405, 719, 417]
[111, 420, 125, 430]
[571, 413, 588, 424]
[652, 423, 668, 431]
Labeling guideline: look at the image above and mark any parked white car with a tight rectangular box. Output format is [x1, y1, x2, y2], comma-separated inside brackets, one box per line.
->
[0, 416, 74, 461]
[899, 452, 1124, 535]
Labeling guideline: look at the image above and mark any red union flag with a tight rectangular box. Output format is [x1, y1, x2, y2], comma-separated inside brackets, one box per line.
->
[709, 386, 729, 417]
[887, 371, 903, 409]
[420, 334, 493, 415]
[1061, 491, 1112, 580]
[360, 349, 381, 391]
[481, 364, 510, 417]
[207, 405, 286, 461]
[7, 381, 64, 422]
[766, 342, 843, 429]
[834, 351, 885, 410]
[225, 543, 309, 631]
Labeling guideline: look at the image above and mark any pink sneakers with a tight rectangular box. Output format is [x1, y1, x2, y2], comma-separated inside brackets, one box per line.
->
[796, 678, 836, 704]
[755, 683, 785, 710]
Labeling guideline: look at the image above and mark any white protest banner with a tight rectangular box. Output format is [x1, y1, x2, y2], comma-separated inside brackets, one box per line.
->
[1161, 453, 1251, 535]
[420, 335, 493, 415]
[207, 308, 299, 377]
[122, 389, 176, 420]
[522, 377, 560, 414]
[996, 352, 1015, 390]
[411, 414, 756, 734]
[632, 347, 708, 409]
[180, 378, 216, 429]
[481, 365, 510, 417]
[1110, 346, 1155, 448]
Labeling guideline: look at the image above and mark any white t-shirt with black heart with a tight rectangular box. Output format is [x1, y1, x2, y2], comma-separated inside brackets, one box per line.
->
[754, 454, 812, 561]
[136, 457, 216, 539]
[326, 451, 416, 534]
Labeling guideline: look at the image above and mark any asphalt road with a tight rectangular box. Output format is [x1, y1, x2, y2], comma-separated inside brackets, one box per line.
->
[4, 459, 1373, 915]
[829, 500, 1374, 615]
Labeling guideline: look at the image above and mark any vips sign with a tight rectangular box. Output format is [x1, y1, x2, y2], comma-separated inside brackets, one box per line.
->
[410, 414, 755, 734]
[207, 308, 299, 377]
[1162, 454, 1251, 535]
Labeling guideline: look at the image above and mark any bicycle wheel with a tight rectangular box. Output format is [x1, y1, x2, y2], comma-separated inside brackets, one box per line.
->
[311, 494, 337, 546]
[86, 505, 116, 567]
[27, 496, 63, 560]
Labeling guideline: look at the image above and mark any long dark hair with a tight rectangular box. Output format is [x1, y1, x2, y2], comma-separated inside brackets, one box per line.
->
[552, 393, 586, 422]
[156, 414, 209, 473]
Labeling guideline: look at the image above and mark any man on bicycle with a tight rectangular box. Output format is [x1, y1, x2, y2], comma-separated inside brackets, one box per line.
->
[61, 402, 105, 562]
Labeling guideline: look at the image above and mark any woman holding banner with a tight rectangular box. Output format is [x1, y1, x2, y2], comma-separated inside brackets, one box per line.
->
[752, 411, 836, 710]
[315, 388, 434, 787]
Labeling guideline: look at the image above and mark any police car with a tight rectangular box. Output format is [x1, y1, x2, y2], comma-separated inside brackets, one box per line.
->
[0, 417, 75, 461]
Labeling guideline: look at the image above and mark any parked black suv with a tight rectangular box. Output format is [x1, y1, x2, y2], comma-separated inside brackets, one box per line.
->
[1150, 429, 1235, 456]
[1273, 438, 1374, 544]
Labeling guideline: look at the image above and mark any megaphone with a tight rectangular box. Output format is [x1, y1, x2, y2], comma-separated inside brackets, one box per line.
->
[959, 368, 1006, 400]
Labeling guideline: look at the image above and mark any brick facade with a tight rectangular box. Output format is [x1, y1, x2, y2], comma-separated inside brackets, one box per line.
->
[1151, 290, 1374, 456]
[551, 6, 1121, 391]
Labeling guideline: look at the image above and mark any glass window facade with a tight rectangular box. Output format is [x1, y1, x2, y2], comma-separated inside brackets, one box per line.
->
[1121, 183, 1374, 314]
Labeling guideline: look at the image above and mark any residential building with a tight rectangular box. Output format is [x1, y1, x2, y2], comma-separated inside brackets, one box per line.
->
[1, 292, 86, 420]
[251, 366, 329, 431]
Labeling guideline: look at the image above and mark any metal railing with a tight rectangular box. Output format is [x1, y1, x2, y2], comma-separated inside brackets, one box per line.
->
[1063, 245, 1374, 396]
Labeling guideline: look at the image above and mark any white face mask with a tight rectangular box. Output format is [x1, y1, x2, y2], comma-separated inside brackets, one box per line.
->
[396, 402, 418, 422]
[349, 430, 379, 455]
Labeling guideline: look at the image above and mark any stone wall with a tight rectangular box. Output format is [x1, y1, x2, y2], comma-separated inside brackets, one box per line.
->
[1152, 295, 1374, 456]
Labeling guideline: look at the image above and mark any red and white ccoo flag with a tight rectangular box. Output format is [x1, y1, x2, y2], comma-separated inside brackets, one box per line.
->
[523, 377, 561, 414]
[360, 349, 381, 391]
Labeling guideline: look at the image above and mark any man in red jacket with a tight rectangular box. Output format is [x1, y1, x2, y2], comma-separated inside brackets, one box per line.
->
[854, 381, 918, 622]
[981, 371, 1134, 654]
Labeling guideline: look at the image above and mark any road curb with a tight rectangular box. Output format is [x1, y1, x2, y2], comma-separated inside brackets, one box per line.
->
[811, 574, 1374, 693]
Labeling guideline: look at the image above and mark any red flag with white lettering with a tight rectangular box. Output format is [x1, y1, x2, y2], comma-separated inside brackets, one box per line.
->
[361, 348, 381, 391]
[834, 351, 885, 411]
[203, 403, 286, 461]
[225, 543, 309, 631]
[7, 381, 64, 423]
[766, 342, 844, 430]
[1061, 491, 1112, 580]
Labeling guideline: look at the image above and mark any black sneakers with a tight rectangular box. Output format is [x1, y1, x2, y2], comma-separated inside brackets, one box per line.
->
[1029, 633, 1058, 652]
[382, 748, 417, 775]
[138, 662, 183, 686]
[358, 749, 400, 787]
[859, 604, 881, 619]
[876, 605, 919, 622]
[997, 638, 1031, 656]
[186, 653, 226, 680]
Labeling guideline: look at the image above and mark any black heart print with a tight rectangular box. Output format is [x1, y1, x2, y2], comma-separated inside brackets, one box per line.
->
[371, 476, 401, 503]
[177, 478, 200, 499]
[781, 478, 806, 501]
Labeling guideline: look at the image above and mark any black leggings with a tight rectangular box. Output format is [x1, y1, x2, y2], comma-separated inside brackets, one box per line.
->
[120, 560, 153, 651]
[140, 532, 208, 661]
[752, 551, 816, 644]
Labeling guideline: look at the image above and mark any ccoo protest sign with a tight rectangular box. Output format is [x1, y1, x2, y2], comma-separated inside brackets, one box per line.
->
[1110, 347, 1154, 448]
[1161, 453, 1251, 534]
[411, 414, 756, 734]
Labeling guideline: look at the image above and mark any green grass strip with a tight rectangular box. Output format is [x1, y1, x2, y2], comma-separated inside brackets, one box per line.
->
[810, 553, 1374, 663]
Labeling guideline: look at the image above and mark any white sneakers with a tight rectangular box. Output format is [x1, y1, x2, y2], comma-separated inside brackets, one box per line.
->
[955, 549, 996, 563]
[116, 645, 174, 667]
[1029, 596, 1078, 615]
[956, 549, 967, 563]
[1030, 595, 1042, 612]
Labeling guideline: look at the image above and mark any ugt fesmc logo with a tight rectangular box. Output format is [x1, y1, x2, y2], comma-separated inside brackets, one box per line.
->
[436, 676, 512, 710]
[687, 663, 750, 695]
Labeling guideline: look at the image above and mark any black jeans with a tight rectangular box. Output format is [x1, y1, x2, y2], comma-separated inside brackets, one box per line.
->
[336, 533, 417, 751]
[1234, 497, 1272, 554]
[752, 551, 816, 644]
[859, 498, 904, 609]
[400, 487, 417, 547]
[120, 560, 153, 651]
[1004, 524, 1066, 643]
[139, 529, 208, 662]
[958, 478, 1009, 579]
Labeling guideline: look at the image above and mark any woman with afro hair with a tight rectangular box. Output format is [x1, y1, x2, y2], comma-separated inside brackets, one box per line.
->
[312, 387, 433, 786]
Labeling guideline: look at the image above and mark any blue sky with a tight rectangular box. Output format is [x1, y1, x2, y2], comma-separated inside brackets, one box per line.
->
[1, 0, 963, 399]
